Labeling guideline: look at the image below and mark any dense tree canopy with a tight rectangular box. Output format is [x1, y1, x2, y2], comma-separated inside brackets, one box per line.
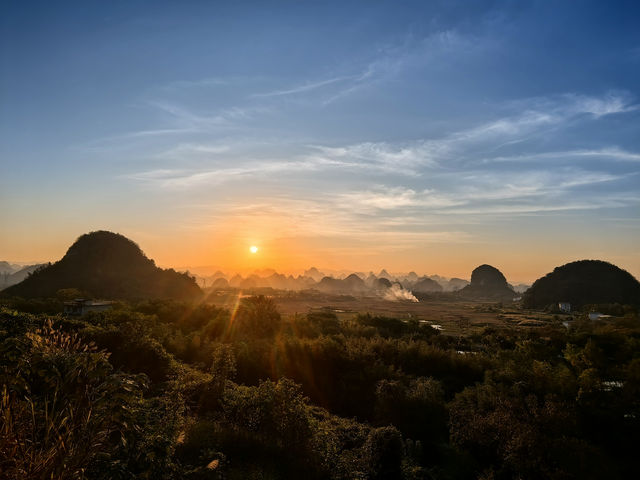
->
[1, 294, 639, 479]
[523, 260, 640, 309]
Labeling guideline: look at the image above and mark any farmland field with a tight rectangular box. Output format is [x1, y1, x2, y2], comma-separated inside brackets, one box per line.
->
[205, 290, 562, 335]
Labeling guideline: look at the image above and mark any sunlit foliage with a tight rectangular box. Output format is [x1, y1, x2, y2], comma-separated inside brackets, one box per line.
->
[1, 298, 639, 479]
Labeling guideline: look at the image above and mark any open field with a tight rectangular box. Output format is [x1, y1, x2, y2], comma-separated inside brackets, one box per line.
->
[206, 290, 564, 336]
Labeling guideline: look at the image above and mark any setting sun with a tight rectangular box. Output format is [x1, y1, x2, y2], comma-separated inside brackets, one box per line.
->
[249, 245, 258, 254]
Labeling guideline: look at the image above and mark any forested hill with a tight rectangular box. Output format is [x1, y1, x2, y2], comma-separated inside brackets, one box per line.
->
[522, 259, 640, 309]
[1, 231, 202, 300]
[459, 264, 516, 300]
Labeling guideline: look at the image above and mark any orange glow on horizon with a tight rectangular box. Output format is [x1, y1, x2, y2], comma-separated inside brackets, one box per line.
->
[3, 221, 639, 285]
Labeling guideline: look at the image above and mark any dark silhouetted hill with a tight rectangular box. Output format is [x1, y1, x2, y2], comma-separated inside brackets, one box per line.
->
[412, 277, 443, 293]
[447, 277, 469, 291]
[460, 264, 516, 300]
[344, 273, 367, 291]
[211, 277, 230, 289]
[316, 276, 343, 293]
[303, 267, 324, 282]
[378, 269, 392, 280]
[374, 277, 393, 290]
[522, 260, 640, 309]
[317, 274, 368, 294]
[2, 231, 202, 300]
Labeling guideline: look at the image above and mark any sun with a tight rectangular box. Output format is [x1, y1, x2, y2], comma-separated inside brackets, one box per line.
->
[249, 245, 258, 254]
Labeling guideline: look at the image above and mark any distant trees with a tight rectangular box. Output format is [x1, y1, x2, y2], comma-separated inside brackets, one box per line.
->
[231, 295, 282, 338]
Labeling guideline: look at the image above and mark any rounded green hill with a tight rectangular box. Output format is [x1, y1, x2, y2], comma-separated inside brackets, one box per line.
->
[2, 231, 202, 300]
[522, 260, 640, 309]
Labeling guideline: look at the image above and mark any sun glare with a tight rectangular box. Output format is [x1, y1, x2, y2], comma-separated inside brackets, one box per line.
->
[250, 245, 258, 254]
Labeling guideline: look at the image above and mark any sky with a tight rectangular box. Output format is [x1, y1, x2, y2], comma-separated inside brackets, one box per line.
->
[1, 0, 639, 283]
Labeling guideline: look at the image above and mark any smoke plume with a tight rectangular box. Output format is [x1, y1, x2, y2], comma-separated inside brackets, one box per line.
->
[383, 284, 419, 302]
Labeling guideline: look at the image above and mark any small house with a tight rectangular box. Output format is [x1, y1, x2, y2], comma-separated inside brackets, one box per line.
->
[64, 298, 113, 316]
[558, 302, 571, 313]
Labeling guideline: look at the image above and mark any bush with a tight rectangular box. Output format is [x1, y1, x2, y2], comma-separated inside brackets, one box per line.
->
[0, 320, 147, 479]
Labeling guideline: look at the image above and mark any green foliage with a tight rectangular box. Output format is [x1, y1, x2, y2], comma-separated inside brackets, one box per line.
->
[0, 319, 147, 479]
[231, 296, 282, 339]
[307, 311, 341, 335]
[2, 298, 639, 479]
[523, 259, 640, 309]
[365, 426, 405, 480]
[356, 313, 439, 339]
[222, 378, 312, 451]
[82, 312, 175, 383]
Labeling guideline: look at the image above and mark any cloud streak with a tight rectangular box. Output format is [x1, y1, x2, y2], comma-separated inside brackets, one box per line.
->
[117, 89, 638, 259]
[251, 75, 355, 98]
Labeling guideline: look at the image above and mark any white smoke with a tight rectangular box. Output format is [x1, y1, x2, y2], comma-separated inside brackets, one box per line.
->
[383, 284, 419, 302]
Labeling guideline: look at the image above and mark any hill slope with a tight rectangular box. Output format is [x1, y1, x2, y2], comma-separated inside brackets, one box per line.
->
[522, 260, 640, 309]
[459, 264, 516, 300]
[411, 277, 443, 293]
[2, 231, 202, 300]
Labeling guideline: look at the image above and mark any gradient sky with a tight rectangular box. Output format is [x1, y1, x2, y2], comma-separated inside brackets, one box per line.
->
[1, 0, 639, 282]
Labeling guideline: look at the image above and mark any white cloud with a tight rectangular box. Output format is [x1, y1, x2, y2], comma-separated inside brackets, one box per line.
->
[251, 75, 355, 98]
[339, 186, 461, 210]
[563, 93, 638, 118]
[335, 168, 632, 218]
[480, 147, 640, 164]
[308, 92, 638, 172]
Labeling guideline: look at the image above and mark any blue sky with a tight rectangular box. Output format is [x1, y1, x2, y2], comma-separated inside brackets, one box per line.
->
[1, 0, 639, 281]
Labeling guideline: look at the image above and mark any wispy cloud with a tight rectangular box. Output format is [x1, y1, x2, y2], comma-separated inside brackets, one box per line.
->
[148, 101, 237, 129]
[123, 92, 638, 191]
[562, 93, 638, 117]
[307, 142, 439, 174]
[158, 77, 230, 91]
[177, 196, 473, 247]
[338, 187, 462, 210]
[479, 147, 640, 164]
[246, 30, 483, 106]
[251, 75, 355, 98]
[126, 158, 325, 189]
[118, 89, 638, 257]
[335, 168, 633, 217]
[310, 92, 638, 170]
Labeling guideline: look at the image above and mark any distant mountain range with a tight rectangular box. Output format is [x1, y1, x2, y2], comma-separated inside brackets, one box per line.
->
[0, 262, 47, 289]
[2, 234, 478, 300]
[196, 263, 537, 302]
[0, 261, 20, 275]
[6, 232, 635, 309]
[197, 268, 473, 294]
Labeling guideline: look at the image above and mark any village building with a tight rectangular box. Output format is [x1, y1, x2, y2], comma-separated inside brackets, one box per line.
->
[558, 302, 571, 313]
[63, 298, 113, 316]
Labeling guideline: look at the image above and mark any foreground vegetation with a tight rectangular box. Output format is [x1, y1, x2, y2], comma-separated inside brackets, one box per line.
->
[1, 296, 639, 479]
